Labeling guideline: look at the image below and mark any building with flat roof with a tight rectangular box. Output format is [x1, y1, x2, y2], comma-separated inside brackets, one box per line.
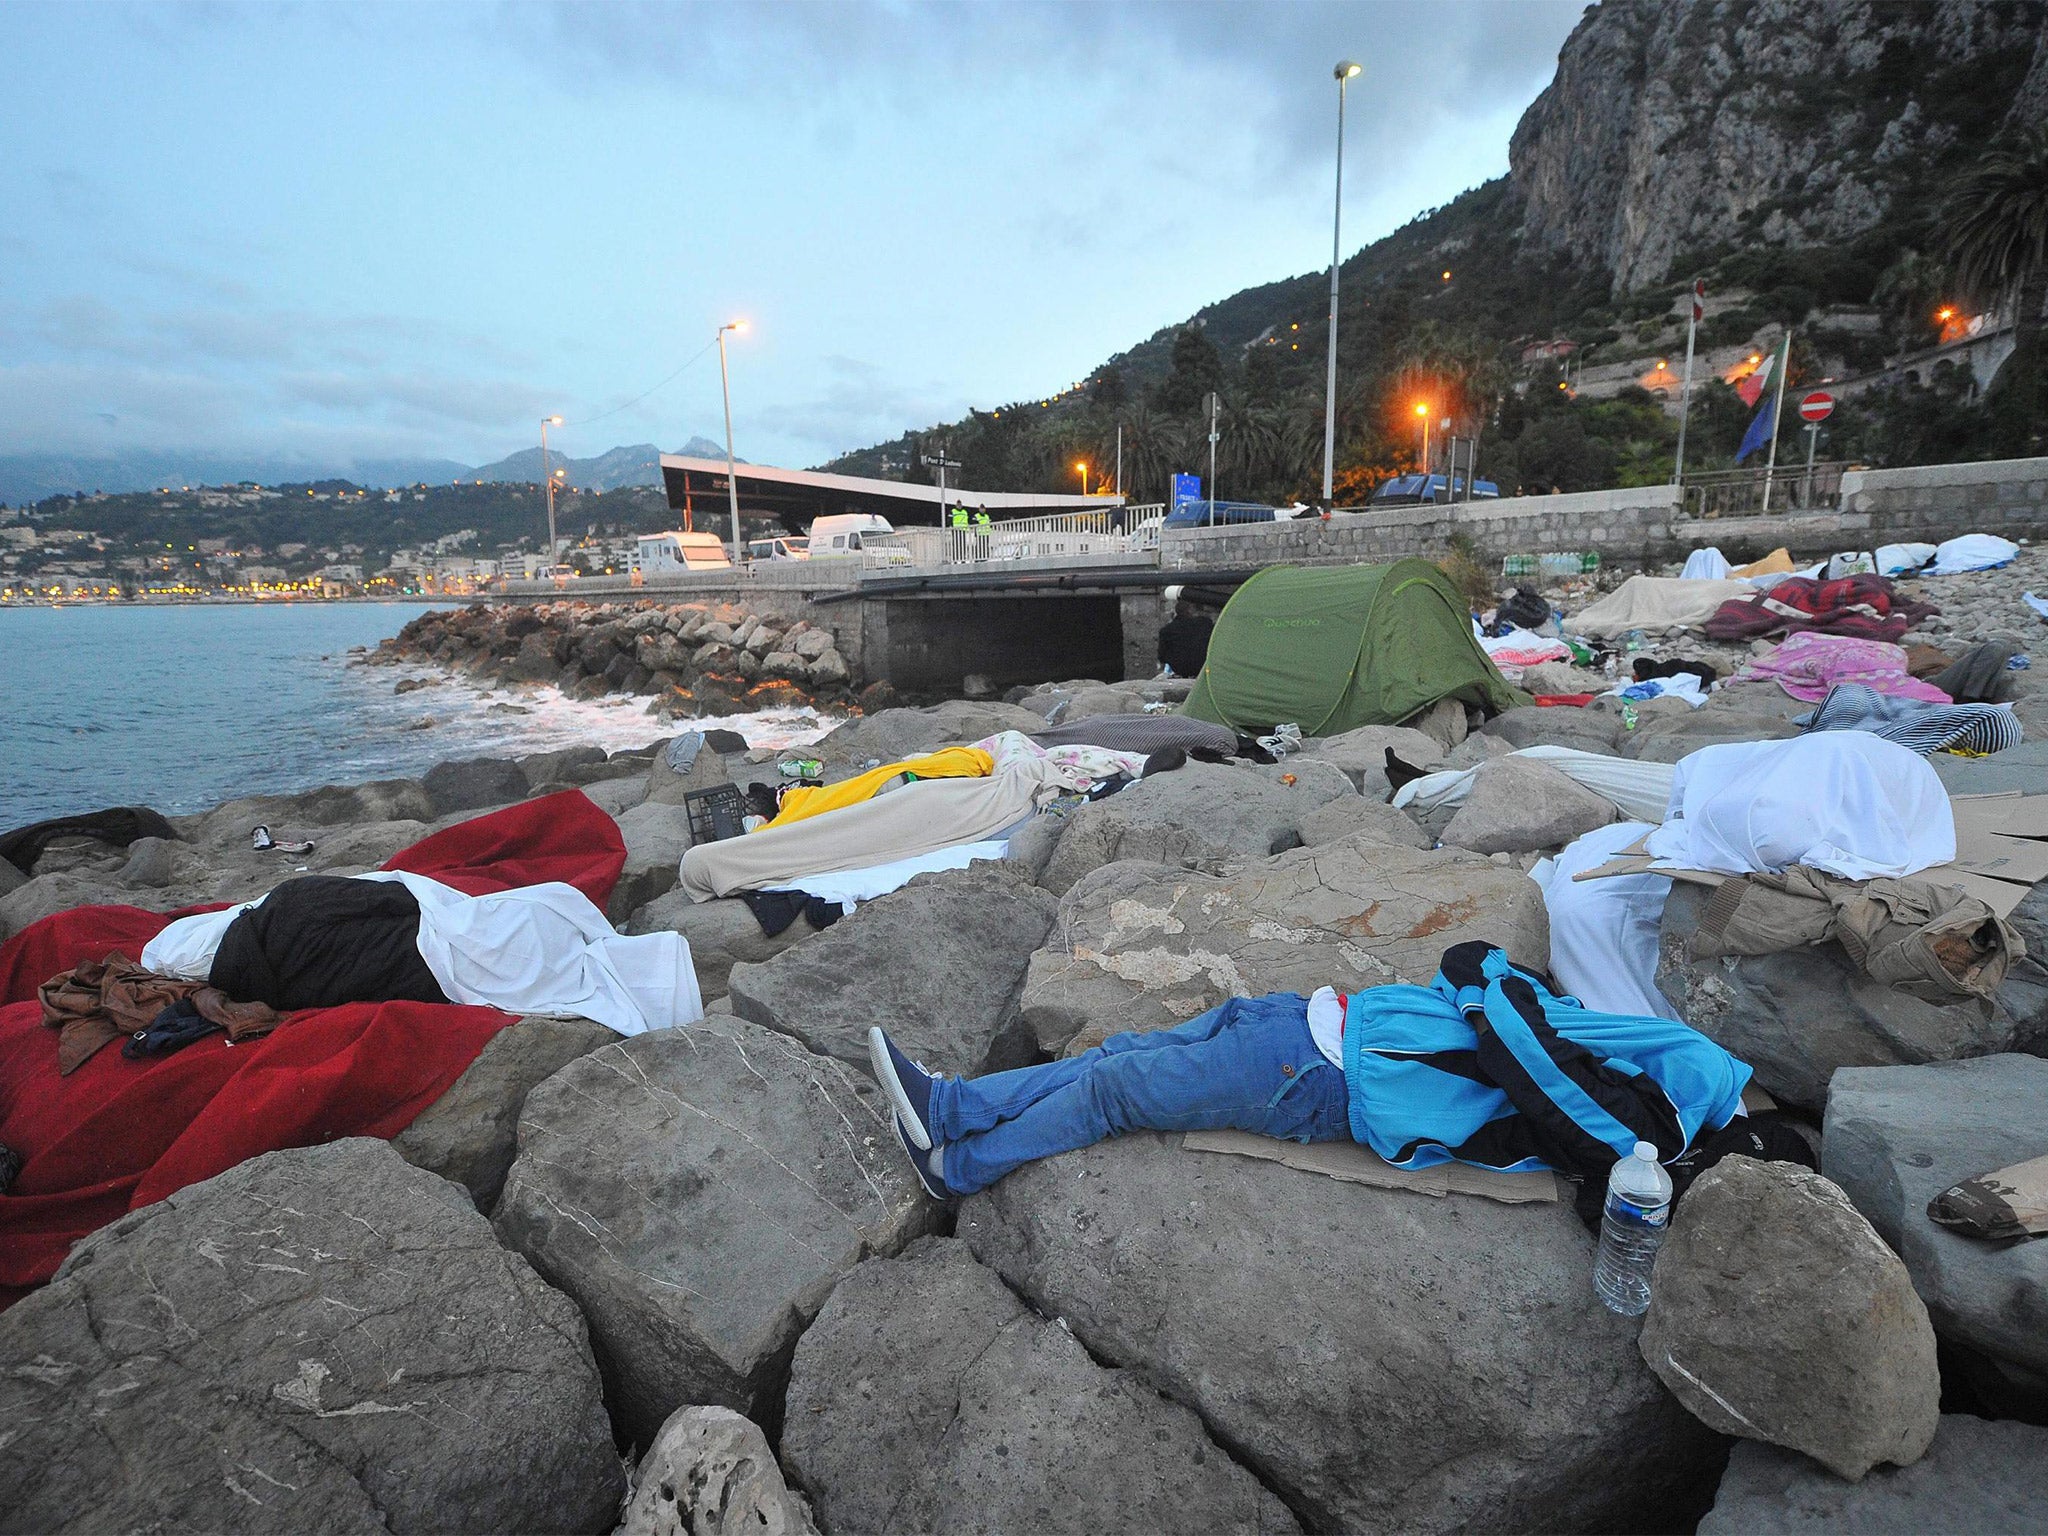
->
[657, 454, 1120, 530]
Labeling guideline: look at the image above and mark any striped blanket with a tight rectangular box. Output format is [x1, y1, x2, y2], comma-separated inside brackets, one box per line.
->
[1800, 682, 2023, 756]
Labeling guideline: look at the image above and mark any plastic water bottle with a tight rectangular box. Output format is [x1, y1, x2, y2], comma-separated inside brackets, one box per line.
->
[1593, 1141, 1673, 1317]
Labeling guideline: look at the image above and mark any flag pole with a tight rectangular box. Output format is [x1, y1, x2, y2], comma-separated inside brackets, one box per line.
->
[1673, 277, 1702, 485]
[1758, 329, 1793, 514]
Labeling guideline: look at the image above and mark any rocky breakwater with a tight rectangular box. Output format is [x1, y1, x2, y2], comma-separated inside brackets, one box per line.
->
[377, 599, 861, 719]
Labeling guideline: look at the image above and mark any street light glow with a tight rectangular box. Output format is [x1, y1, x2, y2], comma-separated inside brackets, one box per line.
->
[547, 415, 563, 425]
[726, 319, 748, 333]
[1413, 402, 1429, 417]
[1335, 60, 1362, 79]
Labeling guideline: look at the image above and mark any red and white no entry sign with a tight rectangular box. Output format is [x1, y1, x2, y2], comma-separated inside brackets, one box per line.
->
[1798, 391, 1836, 423]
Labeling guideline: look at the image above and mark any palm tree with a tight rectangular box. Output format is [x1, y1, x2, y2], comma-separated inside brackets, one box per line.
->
[1944, 128, 2048, 336]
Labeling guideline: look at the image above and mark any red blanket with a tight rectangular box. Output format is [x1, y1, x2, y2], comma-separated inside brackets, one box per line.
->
[1702, 574, 1938, 643]
[0, 790, 625, 1304]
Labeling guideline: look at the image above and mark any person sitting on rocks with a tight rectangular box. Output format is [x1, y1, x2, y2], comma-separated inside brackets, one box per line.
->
[868, 940, 1804, 1204]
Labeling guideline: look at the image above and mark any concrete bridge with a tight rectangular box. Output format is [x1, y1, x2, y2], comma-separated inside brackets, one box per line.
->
[497, 455, 2048, 696]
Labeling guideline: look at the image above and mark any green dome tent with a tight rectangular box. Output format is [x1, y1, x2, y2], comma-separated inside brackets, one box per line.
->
[1182, 559, 1526, 736]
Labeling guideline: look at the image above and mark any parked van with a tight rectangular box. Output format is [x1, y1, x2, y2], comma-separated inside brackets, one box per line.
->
[806, 513, 896, 554]
[635, 531, 733, 572]
[746, 535, 810, 562]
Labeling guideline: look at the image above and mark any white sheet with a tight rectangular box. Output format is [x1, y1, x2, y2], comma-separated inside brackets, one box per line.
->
[1392, 745, 1677, 824]
[1680, 548, 1731, 581]
[1643, 734, 1954, 881]
[1567, 576, 1754, 638]
[1532, 821, 1679, 1021]
[1602, 673, 1708, 709]
[1927, 534, 2020, 576]
[764, 839, 1011, 909]
[1875, 542, 1936, 577]
[139, 871, 701, 1036]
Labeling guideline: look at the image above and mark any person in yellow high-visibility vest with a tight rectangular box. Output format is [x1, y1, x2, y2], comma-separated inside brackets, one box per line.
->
[948, 507, 969, 529]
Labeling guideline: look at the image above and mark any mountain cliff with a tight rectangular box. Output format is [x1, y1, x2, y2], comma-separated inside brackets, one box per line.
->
[1510, 0, 2048, 293]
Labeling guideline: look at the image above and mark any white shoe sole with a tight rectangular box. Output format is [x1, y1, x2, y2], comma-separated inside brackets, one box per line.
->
[867, 1025, 931, 1150]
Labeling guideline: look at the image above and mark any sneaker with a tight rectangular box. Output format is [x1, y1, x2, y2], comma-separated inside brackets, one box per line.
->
[891, 1114, 952, 1200]
[866, 1026, 939, 1151]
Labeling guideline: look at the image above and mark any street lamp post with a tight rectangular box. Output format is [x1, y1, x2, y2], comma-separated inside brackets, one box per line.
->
[541, 414, 564, 581]
[1414, 402, 1430, 478]
[1074, 460, 1090, 497]
[1322, 60, 1362, 509]
[717, 321, 747, 565]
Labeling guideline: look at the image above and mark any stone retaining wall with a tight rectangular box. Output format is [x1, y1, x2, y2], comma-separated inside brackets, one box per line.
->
[1160, 457, 2048, 574]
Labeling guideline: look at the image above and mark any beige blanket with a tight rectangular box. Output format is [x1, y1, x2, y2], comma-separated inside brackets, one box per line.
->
[679, 758, 1065, 900]
[1568, 575, 1754, 638]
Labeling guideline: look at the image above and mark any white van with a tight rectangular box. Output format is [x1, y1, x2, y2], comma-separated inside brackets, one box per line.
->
[807, 513, 895, 555]
[635, 531, 733, 572]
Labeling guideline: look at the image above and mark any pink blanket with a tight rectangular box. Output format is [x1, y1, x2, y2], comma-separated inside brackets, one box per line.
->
[1728, 632, 1952, 705]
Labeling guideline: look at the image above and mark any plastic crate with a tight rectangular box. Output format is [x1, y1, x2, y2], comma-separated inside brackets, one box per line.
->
[684, 783, 747, 845]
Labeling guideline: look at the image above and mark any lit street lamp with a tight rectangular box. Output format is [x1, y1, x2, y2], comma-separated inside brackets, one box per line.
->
[1322, 59, 1362, 509]
[1074, 460, 1091, 496]
[1414, 402, 1430, 476]
[717, 320, 748, 565]
[541, 414, 564, 583]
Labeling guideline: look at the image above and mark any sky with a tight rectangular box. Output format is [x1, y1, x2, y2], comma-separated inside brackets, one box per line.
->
[3, 0, 1584, 478]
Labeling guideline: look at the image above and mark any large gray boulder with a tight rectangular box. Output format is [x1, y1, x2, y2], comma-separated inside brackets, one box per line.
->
[1656, 883, 2017, 1110]
[0, 871, 152, 942]
[609, 798, 695, 920]
[1994, 877, 2048, 1055]
[810, 702, 1045, 779]
[1699, 1415, 2048, 1535]
[190, 778, 435, 845]
[493, 1016, 938, 1443]
[620, 1406, 819, 1536]
[1021, 832, 1549, 1055]
[1823, 1055, 2048, 1390]
[0, 1139, 622, 1535]
[1295, 793, 1434, 849]
[422, 755, 532, 816]
[1441, 755, 1618, 854]
[1038, 760, 1354, 895]
[959, 1135, 1720, 1535]
[392, 1013, 617, 1209]
[643, 736, 733, 806]
[1619, 697, 1804, 763]
[1639, 1157, 1940, 1480]
[782, 1237, 1298, 1536]
[624, 888, 828, 1002]
[1478, 705, 1622, 754]
[729, 863, 1056, 1075]
[1296, 723, 1445, 798]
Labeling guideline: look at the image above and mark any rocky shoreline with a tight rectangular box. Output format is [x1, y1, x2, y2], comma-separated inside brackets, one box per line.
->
[3, 554, 2047, 1534]
[372, 599, 872, 722]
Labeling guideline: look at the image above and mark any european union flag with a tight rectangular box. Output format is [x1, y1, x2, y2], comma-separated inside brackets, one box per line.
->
[1736, 397, 1775, 462]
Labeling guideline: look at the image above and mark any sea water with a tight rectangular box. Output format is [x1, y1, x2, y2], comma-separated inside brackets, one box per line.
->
[0, 602, 828, 826]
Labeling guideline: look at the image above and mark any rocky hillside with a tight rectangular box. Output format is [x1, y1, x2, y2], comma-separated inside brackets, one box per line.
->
[1512, 0, 2048, 294]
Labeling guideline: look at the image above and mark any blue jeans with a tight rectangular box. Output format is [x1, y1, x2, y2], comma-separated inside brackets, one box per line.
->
[929, 994, 1352, 1195]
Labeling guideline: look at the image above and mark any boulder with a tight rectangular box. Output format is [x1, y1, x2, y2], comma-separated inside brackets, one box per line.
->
[1994, 877, 2048, 1056]
[810, 702, 1044, 778]
[0, 1139, 621, 1535]
[1657, 883, 2017, 1110]
[1066, 686, 1147, 719]
[0, 871, 153, 943]
[1038, 760, 1355, 896]
[791, 627, 834, 660]
[1441, 756, 1618, 854]
[1294, 793, 1433, 850]
[1698, 1415, 2048, 1535]
[623, 890, 827, 1002]
[1639, 1157, 1940, 1480]
[392, 1013, 617, 1209]
[1297, 723, 1445, 798]
[493, 1016, 938, 1442]
[808, 647, 850, 687]
[1478, 705, 1623, 754]
[620, 1406, 819, 1536]
[1404, 695, 1471, 750]
[1020, 832, 1550, 1055]
[520, 744, 611, 790]
[584, 773, 651, 817]
[423, 755, 532, 816]
[959, 1135, 1720, 1535]
[194, 778, 434, 844]
[644, 735, 734, 806]
[1823, 1055, 2048, 1389]
[1620, 700, 1803, 763]
[117, 835, 179, 888]
[730, 863, 1057, 1075]
[782, 1237, 1297, 1536]
[609, 799, 695, 921]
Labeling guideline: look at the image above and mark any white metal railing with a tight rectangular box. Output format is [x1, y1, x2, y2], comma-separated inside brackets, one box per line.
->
[861, 506, 1166, 570]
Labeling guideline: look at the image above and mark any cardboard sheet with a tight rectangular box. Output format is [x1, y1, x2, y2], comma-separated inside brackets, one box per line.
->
[1181, 1129, 1561, 1204]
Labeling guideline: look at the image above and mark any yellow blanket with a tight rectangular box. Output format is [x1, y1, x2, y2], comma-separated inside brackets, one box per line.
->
[757, 746, 994, 832]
